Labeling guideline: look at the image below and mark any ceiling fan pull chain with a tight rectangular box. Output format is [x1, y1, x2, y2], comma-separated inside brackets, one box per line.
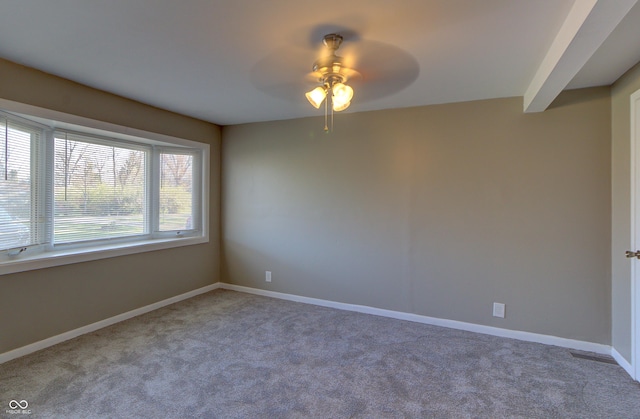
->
[324, 92, 329, 133]
[331, 94, 334, 132]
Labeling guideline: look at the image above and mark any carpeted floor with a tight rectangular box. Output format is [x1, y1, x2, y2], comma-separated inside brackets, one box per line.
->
[1, 289, 639, 418]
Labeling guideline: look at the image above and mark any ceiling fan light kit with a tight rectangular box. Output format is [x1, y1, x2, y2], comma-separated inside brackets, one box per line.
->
[305, 86, 326, 109]
[305, 33, 357, 132]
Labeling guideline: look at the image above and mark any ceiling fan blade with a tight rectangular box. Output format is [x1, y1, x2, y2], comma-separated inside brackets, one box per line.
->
[250, 47, 317, 102]
[340, 40, 420, 102]
[251, 34, 419, 106]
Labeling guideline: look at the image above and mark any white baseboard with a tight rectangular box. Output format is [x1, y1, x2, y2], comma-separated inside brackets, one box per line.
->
[611, 347, 635, 378]
[3, 281, 635, 383]
[219, 283, 612, 355]
[0, 283, 221, 364]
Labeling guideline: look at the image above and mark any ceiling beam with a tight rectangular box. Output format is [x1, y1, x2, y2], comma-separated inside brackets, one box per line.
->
[523, 0, 637, 113]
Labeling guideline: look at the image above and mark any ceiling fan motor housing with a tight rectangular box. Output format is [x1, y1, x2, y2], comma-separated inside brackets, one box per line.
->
[313, 34, 349, 87]
[322, 33, 343, 50]
[312, 56, 348, 85]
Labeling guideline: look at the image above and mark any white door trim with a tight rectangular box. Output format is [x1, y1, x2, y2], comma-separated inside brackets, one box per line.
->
[630, 88, 640, 381]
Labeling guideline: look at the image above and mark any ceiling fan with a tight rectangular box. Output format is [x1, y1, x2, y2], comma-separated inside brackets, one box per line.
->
[250, 28, 420, 131]
[304, 34, 361, 132]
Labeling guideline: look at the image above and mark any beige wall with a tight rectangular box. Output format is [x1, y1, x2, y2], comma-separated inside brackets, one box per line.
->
[611, 61, 640, 362]
[0, 55, 617, 355]
[222, 88, 612, 344]
[0, 58, 221, 353]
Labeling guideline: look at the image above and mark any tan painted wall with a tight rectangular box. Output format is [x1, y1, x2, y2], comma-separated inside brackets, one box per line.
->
[611, 61, 640, 362]
[222, 89, 611, 344]
[0, 58, 221, 353]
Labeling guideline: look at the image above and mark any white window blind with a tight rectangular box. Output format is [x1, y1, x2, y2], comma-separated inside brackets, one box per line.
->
[0, 115, 43, 251]
[54, 131, 149, 244]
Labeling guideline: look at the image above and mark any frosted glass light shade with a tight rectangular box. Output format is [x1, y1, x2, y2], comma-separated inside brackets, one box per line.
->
[332, 100, 351, 111]
[331, 83, 353, 111]
[305, 87, 326, 109]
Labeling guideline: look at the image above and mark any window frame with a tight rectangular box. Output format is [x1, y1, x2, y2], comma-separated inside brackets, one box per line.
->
[0, 99, 210, 276]
[155, 146, 202, 237]
[52, 129, 153, 245]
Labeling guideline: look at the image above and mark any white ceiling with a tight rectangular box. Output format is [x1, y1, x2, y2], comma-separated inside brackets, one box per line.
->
[0, 0, 638, 126]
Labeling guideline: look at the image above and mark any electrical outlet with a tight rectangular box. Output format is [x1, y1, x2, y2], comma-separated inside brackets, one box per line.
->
[265, 271, 272, 282]
[493, 302, 505, 318]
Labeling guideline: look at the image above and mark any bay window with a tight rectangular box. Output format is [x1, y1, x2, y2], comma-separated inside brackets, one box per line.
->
[0, 107, 209, 274]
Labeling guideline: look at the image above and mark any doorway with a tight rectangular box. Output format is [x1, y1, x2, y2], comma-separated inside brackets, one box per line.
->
[631, 88, 640, 381]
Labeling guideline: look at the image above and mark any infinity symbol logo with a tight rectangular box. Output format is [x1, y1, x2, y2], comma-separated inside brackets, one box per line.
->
[9, 400, 28, 409]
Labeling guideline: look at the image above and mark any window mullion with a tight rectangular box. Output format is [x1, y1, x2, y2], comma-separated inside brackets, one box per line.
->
[30, 126, 46, 246]
[44, 129, 55, 248]
[150, 146, 160, 236]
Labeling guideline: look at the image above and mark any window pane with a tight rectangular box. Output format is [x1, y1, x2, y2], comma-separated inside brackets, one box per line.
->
[159, 152, 193, 231]
[54, 134, 147, 243]
[0, 119, 37, 251]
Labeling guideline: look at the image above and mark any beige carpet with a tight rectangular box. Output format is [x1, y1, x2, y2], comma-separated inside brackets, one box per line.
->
[1, 289, 639, 418]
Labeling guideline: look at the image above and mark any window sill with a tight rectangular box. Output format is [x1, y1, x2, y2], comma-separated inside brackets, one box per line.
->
[0, 235, 209, 276]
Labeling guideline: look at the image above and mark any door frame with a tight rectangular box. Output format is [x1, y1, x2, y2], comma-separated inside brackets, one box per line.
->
[631, 88, 640, 381]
